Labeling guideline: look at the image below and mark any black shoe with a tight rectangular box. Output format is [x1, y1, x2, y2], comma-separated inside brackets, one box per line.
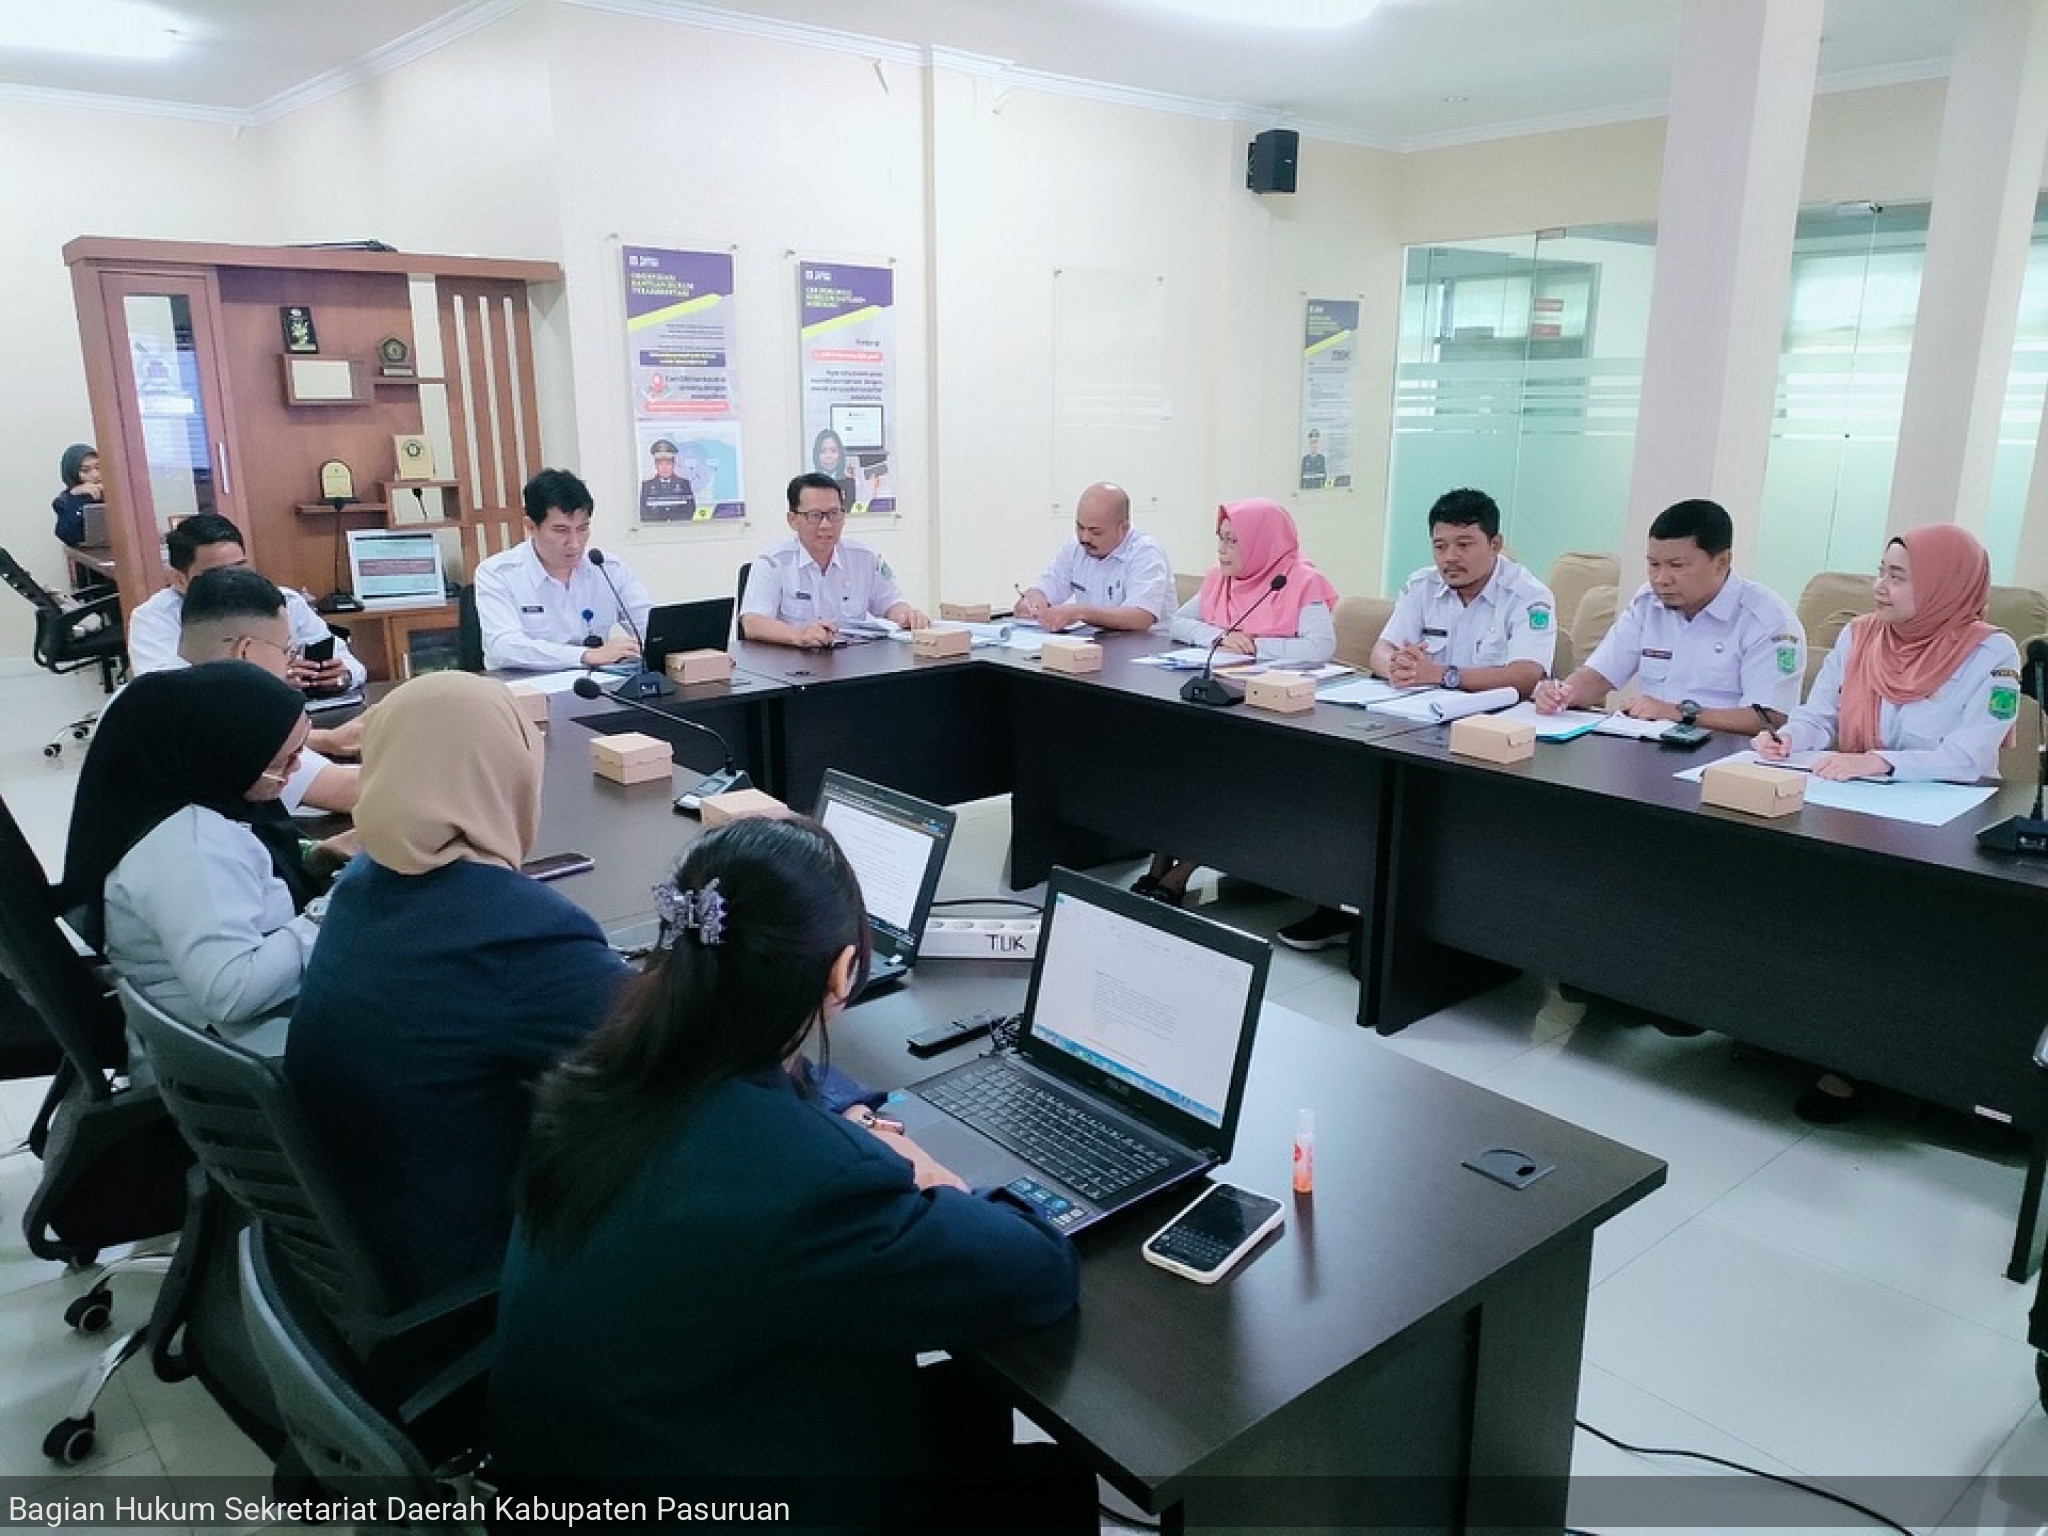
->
[1277, 906, 1354, 951]
[1131, 874, 1164, 899]
[1794, 1075, 1861, 1125]
[1649, 1016, 1706, 1038]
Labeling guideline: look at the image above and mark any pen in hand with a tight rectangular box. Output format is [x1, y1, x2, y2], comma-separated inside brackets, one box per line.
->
[1752, 703, 1783, 744]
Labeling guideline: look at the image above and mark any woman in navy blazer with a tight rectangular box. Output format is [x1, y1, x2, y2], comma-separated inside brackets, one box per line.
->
[491, 817, 1091, 1527]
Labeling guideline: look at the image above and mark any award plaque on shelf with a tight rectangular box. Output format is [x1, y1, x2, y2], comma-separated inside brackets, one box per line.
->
[281, 306, 318, 354]
[392, 434, 435, 480]
[377, 335, 415, 377]
[318, 459, 355, 504]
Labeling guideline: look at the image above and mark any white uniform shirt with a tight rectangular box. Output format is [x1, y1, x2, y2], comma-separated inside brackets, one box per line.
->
[1379, 556, 1557, 673]
[104, 805, 318, 1041]
[1168, 596, 1336, 666]
[1782, 628, 2020, 783]
[1585, 574, 1804, 713]
[128, 585, 367, 688]
[1032, 528, 1174, 622]
[741, 539, 904, 628]
[474, 540, 654, 672]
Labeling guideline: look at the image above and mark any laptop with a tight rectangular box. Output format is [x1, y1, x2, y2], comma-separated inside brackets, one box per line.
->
[642, 597, 734, 676]
[814, 770, 957, 996]
[883, 868, 1270, 1233]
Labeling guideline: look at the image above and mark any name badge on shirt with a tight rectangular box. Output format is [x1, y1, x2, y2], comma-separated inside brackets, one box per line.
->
[520, 605, 544, 614]
[1422, 627, 1449, 638]
[794, 590, 813, 601]
[1642, 648, 1673, 660]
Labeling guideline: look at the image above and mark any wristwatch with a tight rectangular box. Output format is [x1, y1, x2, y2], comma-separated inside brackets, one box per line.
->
[1678, 699, 1701, 727]
[1442, 665, 1463, 691]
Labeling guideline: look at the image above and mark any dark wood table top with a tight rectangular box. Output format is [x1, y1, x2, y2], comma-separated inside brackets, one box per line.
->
[828, 970, 1666, 1499]
[1372, 720, 2048, 896]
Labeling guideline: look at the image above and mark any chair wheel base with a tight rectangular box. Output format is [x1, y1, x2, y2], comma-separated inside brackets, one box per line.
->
[43, 1415, 95, 1465]
[64, 1286, 113, 1334]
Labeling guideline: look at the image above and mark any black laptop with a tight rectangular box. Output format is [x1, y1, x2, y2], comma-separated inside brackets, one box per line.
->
[814, 770, 957, 997]
[642, 598, 734, 676]
[883, 868, 1270, 1233]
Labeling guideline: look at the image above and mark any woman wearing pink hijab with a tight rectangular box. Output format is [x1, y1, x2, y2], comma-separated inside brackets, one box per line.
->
[1166, 497, 1341, 667]
[1136, 499, 1340, 905]
[1757, 523, 2019, 1119]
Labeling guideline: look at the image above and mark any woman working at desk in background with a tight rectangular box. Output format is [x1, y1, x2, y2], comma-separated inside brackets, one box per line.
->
[59, 664, 335, 1050]
[287, 672, 629, 1309]
[491, 817, 1091, 1530]
[50, 443, 101, 547]
[1755, 522, 2019, 1121]
[1138, 497, 1339, 906]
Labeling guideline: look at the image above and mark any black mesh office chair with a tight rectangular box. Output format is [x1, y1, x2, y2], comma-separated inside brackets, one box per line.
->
[0, 546, 126, 756]
[456, 583, 484, 671]
[119, 979, 495, 1470]
[239, 1226, 483, 1502]
[0, 790, 203, 1463]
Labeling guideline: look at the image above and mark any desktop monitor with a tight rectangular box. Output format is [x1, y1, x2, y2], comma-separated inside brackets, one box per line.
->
[345, 529, 447, 610]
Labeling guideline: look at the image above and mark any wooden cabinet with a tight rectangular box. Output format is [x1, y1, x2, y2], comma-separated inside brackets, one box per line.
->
[65, 238, 562, 680]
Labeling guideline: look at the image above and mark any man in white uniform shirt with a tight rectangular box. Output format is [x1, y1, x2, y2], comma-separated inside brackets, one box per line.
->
[1535, 497, 1804, 734]
[127, 513, 364, 693]
[1371, 487, 1556, 696]
[1280, 487, 1556, 954]
[1013, 482, 1174, 633]
[473, 467, 655, 672]
[739, 473, 928, 648]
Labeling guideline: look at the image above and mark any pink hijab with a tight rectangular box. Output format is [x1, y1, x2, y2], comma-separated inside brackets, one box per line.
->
[1837, 524, 1998, 753]
[1196, 499, 1339, 638]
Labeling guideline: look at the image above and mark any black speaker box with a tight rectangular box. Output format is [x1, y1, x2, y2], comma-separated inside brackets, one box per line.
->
[1246, 129, 1299, 194]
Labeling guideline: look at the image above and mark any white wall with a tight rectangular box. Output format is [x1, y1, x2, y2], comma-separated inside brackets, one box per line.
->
[0, 17, 2001, 667]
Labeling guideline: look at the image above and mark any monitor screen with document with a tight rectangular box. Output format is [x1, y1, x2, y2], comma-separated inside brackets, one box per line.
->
[345, 529, 446, 610]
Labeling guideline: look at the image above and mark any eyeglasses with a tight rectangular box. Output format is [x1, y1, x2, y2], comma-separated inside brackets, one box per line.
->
[237, 633, 305, 665]
[797, 505, 848, 526]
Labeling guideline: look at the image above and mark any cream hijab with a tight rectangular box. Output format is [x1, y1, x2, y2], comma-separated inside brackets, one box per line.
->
[356, 673, 544, 875]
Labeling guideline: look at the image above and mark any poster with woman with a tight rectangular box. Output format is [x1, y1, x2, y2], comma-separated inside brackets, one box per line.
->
[797, 261, 895, 517]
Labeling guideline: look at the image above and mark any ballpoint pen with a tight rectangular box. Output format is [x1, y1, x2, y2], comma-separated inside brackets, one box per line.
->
[1752, 702, 1783, 744]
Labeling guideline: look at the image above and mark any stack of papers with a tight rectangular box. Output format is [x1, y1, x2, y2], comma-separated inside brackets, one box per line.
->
[1320, 676, 1421, 707]
[1135, 648, 1263, 671]
[1365, 685, 1521, 723]
[1490, 702, 1686, 743]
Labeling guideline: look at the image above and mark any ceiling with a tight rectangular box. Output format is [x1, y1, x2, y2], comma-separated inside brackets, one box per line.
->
[0, 0, 1968, 148]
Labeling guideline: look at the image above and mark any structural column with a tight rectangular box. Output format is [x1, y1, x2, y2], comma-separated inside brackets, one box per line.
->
[1623, 0, 1822, 557]
[1893, 0, 2048, 552]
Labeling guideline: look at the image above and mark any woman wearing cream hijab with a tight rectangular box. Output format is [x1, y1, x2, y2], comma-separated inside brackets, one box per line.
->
[286, 673, 629, 1304]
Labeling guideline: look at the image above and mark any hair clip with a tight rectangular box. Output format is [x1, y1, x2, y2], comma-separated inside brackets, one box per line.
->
[651, 877, 727, 948]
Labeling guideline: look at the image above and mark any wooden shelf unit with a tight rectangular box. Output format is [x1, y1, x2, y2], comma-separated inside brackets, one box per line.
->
[66, 236, 561, 681]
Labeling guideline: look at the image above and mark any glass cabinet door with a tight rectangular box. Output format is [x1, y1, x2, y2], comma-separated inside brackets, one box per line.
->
[99, 272, 241, 576]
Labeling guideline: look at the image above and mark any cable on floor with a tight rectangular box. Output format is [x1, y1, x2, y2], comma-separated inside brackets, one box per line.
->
[1575, 1418, 1913, 1535]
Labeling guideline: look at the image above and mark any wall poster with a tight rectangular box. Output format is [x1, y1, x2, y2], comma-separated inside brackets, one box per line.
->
[623, 245, 744, 523]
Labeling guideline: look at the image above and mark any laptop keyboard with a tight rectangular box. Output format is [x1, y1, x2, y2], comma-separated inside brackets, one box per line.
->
[922, 1060, 1173, 1201]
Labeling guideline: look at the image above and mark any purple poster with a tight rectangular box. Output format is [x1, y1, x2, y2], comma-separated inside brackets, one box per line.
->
[624, 245, 745, 522]
[798, 262, 896, 517]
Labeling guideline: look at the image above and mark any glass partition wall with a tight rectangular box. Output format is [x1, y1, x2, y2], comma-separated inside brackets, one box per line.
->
[1389, 202, 2048, 601]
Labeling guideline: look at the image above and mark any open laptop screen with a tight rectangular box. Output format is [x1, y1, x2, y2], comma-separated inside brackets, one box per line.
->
[1024, 876, 1264, 1131]
[814, 771, 955, 960]
[345, 529, 445, 608]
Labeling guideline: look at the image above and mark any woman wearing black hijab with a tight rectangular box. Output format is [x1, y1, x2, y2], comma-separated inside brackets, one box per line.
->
[61, 663, 324, 1042]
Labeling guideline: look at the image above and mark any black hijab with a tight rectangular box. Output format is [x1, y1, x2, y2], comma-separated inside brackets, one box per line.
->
[60, 663, 319, 945]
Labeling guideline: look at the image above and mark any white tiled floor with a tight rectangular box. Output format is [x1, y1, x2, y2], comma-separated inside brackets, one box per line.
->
[2, 665, 2045, 1532]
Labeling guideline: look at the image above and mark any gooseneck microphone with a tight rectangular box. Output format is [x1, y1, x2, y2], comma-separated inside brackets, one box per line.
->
[1977, 636, 2048, 855]
[1181, 574, 1288, 707]
[587, 548, 672, 699]
[571, 675, 751, 815]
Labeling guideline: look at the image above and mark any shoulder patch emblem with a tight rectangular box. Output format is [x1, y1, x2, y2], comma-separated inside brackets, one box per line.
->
[1991, 685, 2020, 722]
[1528, 603, 1551, 631]
[879, 560, 894, 581]
[1776, 645, 1798, 676]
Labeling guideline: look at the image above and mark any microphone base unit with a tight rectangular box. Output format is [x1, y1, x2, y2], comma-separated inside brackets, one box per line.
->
[1180, 673, 1245, 708]
[1977, 815, 2048, 857]
[612, 669, 675, 700]
[673, 767, 752, 817]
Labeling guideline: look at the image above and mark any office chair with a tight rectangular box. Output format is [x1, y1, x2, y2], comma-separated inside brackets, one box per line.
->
[455, 584, 484, 671]
[735, 560, 751, 614]
[0, 546, 127, 756]
[239, 1226, 486, 1504]
[119, 980, 496, 1472]
[0, 790, 206, 1463]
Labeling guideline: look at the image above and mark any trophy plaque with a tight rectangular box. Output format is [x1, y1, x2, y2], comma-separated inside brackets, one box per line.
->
[281, 306, 318, 354]
[377, 335, 415, 377]
[318, 459, 355, 505]
[392, 434, 435, 481]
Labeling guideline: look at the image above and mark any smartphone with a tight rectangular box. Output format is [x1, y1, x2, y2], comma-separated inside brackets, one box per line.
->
[520, 851, 595, 882]
[1142, 1182, 1284, 1284]
[303, 636, 336, 664]
[1660, 723, 1712, 749]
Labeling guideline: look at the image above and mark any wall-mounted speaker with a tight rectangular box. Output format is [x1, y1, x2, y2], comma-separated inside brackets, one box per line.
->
[1246, 129, 1299, 195]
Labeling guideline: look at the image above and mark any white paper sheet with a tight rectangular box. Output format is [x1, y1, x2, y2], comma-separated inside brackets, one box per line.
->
[1674, 752, 1997, 826]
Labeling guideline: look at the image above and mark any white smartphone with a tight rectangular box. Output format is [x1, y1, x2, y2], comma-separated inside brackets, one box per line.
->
[1141, 1182, 1284, 1284]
